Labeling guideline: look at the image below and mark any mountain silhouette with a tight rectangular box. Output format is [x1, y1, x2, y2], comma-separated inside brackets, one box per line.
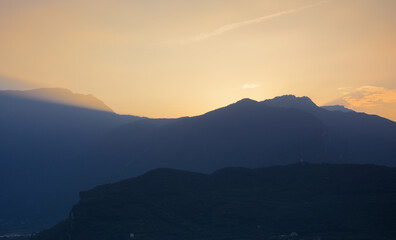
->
[2, 91, 396, 234]
[261, 95, 396, 165]
[101, 97, 326, 176]
[33, 163, 396, 240]
[262, 94, 318, 111]
[100, 95, 396, 179]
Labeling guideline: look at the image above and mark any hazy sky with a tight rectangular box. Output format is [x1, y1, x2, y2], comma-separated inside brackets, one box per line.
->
[1, 0, 396, 119]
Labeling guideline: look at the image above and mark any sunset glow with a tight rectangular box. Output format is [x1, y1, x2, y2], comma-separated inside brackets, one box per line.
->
[1, 0, 396, 119]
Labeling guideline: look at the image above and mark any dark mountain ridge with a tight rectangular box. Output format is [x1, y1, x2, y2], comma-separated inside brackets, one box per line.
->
[33, 163, 396, 240]
[262, 94, 318, 111]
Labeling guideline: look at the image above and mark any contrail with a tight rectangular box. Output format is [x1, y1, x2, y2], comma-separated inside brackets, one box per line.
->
[181, 1, 328, 44]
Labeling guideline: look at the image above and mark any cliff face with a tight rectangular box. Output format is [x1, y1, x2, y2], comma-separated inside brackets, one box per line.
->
[34, 163, 396, 240]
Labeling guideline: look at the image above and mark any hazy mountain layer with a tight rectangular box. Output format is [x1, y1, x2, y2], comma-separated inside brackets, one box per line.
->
[0, 90, 141, 234]
[1, 88, 113, 112]
[321, 105, 353, 112]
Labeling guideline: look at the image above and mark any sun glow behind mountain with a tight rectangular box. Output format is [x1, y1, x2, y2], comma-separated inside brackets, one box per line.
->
[0, 0, 395, 119]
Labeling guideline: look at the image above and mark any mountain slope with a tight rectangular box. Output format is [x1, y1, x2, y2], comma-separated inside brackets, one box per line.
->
[101, 98, 326, 177]
[321, 105, 353, 112]
[261, 95, 396, 165]
[33, 163, 396, 240]
[0, 89, 141, 234]
[100, 95, 396, 179]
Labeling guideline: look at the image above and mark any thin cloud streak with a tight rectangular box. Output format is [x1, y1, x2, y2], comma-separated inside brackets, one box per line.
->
[181, 0, 328, 44]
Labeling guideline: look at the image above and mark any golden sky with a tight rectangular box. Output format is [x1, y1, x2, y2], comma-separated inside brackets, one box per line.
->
[1, 0, 396, 120]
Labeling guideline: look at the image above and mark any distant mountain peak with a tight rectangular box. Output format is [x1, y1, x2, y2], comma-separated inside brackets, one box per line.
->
[321, 105, 354, 113]
[29, 87, 73, 94]
[221, 98, 259, 111]
[1, 88, 113, 112]
[203, 98, 259, 117]
[235, 98, 258, 105]
[261, 95, 318, 111]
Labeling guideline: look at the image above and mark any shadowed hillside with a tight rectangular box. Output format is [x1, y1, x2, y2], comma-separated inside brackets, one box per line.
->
[33, 163, 396, 240]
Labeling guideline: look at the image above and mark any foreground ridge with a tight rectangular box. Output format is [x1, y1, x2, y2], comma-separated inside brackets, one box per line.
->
[33, 163, 396, 240]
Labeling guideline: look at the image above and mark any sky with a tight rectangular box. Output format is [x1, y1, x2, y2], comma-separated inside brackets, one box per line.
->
[0, 0, 396, 120]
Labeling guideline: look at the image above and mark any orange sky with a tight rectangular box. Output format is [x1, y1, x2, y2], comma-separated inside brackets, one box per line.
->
[0, 0, 396, 120]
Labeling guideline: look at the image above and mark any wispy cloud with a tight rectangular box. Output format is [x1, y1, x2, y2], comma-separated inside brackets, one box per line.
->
[243, 83, 260, 89]
[329, 85, 396, 121]
[341, 86, 396, 108]
[181, 1, 328, 44]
